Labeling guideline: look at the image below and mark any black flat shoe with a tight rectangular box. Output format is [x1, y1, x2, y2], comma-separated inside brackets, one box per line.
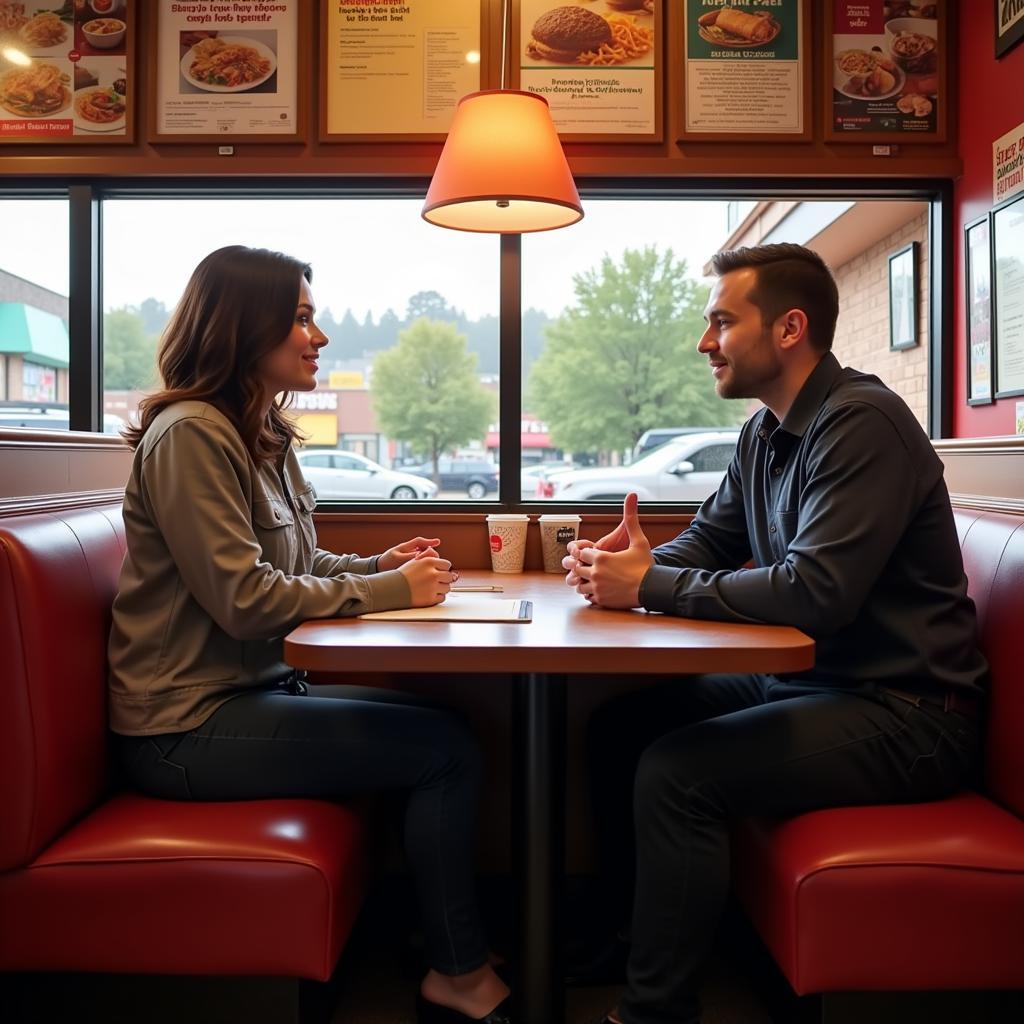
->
[416, 991, 515, 1024]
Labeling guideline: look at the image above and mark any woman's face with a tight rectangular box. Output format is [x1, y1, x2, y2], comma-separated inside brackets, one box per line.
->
[255, 278, 328, 401]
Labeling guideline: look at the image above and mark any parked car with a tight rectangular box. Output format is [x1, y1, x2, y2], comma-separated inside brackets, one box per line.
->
[550, 432, 740, 503]
[0, 404, 125, 434]
[295, 449, 438, 500]
[520, 462, 575, 500]
[632, 425, 740, 461]
[405, 457, 499, 499]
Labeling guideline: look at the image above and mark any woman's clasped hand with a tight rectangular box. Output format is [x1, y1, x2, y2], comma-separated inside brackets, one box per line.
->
[380, 535, 459, 605]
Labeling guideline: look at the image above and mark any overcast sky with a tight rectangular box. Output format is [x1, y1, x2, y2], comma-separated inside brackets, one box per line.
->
[0, 198, 728, 321]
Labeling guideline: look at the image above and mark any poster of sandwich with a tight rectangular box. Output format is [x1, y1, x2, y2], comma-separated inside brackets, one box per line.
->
[151, 0, 299, 141]
[680, 0, 807, 139]
[0, 0, 133, 143]
[321, 0, 483, 140]
[826, 0, 944, 142]
[516, 0, 661, 140]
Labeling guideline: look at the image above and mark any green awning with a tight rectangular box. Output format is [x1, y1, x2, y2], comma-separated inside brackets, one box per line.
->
[0, 303, 69, 369]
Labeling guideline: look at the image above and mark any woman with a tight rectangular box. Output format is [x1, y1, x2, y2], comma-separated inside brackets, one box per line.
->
[109, 245, 512, 1024]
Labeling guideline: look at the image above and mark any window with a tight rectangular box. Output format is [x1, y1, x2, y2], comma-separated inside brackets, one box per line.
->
[0, 197, 70, 431]
[101, 197, 499, 501]
[523, 197, 932, 504]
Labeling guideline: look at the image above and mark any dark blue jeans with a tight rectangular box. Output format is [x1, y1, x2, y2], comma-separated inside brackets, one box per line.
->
[116, 683, 487, 977]
[587, 675, 980, 1024]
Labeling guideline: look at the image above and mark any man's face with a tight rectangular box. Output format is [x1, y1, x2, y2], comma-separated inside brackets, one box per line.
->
[698, 267, 783, 401]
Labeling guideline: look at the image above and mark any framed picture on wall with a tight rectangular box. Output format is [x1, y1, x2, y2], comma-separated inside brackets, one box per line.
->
[148, 0, 308, 143]
[0, 0, 136, 144]
[825, 0, 946, 143]
[514, 0, 663, 141]
[965, 215, 994, 406]
[675, 0, 811, 141]
[996, 0, 1024, 59]
[888, 241, 919, 351]
[993, 192, 1024, 399]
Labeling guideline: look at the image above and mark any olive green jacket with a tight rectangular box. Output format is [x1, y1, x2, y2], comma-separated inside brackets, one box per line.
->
[108, 401, 409, 735]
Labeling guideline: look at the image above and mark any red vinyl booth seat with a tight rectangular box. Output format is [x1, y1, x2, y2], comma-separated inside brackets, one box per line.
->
[733, 507, 1024, 995]
[0, 505, 369, 981]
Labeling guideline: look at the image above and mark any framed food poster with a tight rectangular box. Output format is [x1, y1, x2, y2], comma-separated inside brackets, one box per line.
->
[676, 0, 811, 141]
[993, 193, 1024, 400]
[148, 0, 308, 142]
[826, 0, 946, 143]
[513, 0, 662, 141]
[0, 0, 135, 143]
[321, 0, 489, 142]
[965, 215, 994, 406]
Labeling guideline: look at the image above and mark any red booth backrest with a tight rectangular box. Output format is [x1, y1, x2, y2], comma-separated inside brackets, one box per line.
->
[0, 505, 125, 872]
[954, 508, 1024, 817]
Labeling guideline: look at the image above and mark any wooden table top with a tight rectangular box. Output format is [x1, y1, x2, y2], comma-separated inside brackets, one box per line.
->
[285, 571, 815, 676]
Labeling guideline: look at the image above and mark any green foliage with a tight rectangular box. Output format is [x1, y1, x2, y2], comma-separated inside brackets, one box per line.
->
[527, 246, 742, 454]
[103, 308, 159, 391]
[371, 318, 495, 476]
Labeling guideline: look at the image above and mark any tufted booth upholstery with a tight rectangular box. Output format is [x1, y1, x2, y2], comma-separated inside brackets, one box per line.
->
[733, 507, 1024, 995]
[0, 504, 369, 981]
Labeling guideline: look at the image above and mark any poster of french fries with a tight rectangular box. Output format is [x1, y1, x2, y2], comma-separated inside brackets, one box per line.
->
[682, 0, 805, 137]
[517, 0, 660, 139]
[828, 0, 942, 140]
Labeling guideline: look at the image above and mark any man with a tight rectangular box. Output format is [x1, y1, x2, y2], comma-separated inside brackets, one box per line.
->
[564, 243, 987, 1024]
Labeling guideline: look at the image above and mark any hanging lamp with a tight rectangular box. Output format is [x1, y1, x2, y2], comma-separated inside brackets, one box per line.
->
[422, 0, 583, 233]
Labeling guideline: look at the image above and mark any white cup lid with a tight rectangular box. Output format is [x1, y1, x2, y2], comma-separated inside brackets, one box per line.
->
[485, 514, 530, 521]
[538, 514, 582, 522]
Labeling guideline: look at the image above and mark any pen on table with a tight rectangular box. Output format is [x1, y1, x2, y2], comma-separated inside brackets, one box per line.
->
[451, 585, 504, 592]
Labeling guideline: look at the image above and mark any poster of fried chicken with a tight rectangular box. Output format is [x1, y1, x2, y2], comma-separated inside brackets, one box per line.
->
[827, 0, 944, 140]
[517, 0, 661, 139]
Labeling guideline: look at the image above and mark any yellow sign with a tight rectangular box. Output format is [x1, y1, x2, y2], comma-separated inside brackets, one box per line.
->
[292, 413, 338, 446]
[329, 371, 365, 389]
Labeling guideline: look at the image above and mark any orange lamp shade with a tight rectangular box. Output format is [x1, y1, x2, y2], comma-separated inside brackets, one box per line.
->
[422, 90, 583, 234]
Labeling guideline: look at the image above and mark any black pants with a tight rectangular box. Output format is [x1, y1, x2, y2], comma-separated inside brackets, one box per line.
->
[587, 675, 979, 1024]
[116, 683, 487, 977]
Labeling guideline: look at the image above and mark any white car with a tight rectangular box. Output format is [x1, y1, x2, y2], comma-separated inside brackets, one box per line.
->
[550, 432, 739, 503]
[295, 449, 438, 501]
[520, 462, 575, 500]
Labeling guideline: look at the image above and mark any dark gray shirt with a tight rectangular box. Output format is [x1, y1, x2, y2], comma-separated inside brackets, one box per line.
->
[640, 352, 987, 696]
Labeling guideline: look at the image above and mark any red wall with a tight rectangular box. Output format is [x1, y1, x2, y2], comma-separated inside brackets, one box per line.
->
[953, 2, 1024, 436]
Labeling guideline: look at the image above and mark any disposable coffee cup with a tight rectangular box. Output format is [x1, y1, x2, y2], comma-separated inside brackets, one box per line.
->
[485, 514, 530, 573]
[538, 514, 582, 573]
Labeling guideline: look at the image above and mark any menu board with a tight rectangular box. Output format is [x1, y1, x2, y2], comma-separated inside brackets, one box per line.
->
[680, 0, 808, 139]
[0, 0, 133, 143]
[827, 0, 944, 141]
[321, 0, 482, 140]
[516, 0, 661, 140]
[152, 0, 299, 140]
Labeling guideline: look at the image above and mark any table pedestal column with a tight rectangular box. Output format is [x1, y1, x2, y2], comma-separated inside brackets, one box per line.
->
[514, 672, 567, 1024]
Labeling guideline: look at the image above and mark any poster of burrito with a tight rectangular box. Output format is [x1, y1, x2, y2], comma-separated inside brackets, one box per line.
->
[682, 0, 807, 138]
[827, 0, 944, 141]
[517, 0, 660, 139]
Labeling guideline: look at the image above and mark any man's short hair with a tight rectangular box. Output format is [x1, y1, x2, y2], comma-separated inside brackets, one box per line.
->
[710, 243, 839, 352]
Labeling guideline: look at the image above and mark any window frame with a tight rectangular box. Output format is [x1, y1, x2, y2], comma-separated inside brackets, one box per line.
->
[0, 176, 953, 513]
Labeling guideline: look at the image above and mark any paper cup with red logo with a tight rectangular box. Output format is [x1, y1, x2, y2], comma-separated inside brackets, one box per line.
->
[538, 514, 582, 573]
[485, 514, 530, 573]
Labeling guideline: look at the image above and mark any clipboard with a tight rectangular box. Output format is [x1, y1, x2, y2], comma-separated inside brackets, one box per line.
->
[359, 598, 532, 623]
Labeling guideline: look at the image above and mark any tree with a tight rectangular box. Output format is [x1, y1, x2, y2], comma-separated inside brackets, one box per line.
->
[103, 308, 159, 391]
[371, 318, 494, 481]
[527, 246, 742, 456]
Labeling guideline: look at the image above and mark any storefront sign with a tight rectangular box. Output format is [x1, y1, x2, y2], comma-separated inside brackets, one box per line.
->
[152, 0, 299, 140]
[0, 0, 134, 143]
[680, 0, 808, 139]
[994, 119, 1024, 205]
[322, 0, 482, 140]
[826, 0, 945, 142]
[517, 0, 661, 140]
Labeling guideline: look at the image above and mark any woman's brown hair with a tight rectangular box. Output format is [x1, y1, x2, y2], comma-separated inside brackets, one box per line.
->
[123, 245, 312, 463]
